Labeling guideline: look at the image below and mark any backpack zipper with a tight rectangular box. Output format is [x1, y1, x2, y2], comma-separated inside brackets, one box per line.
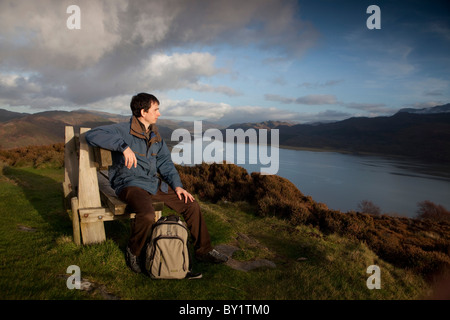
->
[150, 236, 187, 275]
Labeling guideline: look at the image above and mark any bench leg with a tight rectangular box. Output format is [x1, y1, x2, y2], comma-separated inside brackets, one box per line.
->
[80, 220, 106, 245]
[71, 197, 106, 245]
[70, 197, 81, 246]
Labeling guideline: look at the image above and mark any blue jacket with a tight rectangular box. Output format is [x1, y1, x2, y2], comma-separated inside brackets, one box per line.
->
[85, 117, 183, 196]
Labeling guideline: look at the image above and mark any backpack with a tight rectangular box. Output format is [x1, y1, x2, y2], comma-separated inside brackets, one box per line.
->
[144, 215, 191, 279]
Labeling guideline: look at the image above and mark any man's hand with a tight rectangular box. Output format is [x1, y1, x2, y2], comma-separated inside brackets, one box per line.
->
[123, 147, 137, 169]
[175, 187, 195, 203]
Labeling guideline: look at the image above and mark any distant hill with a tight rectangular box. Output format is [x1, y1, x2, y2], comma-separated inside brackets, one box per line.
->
[0, 110, 127, 149]
[226, 120, 295, 130]
[1, 104, 449, 162]
[226, 103, 450, 163]
[0, 109, 28, 122]
[0, 109, 224, 149]
[396, 103, 450, 115]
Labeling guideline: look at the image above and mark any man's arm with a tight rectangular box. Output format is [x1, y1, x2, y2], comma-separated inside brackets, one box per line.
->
[85, 124, 137, 168]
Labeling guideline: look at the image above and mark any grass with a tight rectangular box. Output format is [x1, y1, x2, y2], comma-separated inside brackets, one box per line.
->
[0, 165, 433, 300]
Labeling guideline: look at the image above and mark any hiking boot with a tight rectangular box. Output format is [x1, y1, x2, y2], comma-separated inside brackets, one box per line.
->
[196, 249, 228, 264]
[125, 246, 142, 273]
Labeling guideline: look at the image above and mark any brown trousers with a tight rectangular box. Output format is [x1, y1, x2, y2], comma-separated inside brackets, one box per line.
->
[118, 186, 213, 257]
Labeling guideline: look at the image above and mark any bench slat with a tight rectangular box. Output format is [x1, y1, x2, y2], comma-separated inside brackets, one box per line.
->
[79, 208, 136, 223]
[98, 172, 128, 215]
[97, 170, 164, 219]
[94, 147, 112, 169]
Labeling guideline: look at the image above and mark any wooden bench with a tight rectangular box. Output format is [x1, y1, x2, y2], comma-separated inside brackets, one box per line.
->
[62, 126, 163, 245]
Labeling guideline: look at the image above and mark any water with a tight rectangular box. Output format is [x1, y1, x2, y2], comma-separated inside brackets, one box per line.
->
[173, 140, 450, 218]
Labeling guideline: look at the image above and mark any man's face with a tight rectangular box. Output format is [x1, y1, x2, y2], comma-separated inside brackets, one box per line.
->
[141, 102, 161, 125]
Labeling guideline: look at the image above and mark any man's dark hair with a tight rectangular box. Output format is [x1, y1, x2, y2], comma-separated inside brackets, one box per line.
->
[130, 93, 160, 118]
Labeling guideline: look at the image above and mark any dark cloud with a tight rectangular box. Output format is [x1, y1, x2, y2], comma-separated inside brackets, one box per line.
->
[0, 0, 319, 110]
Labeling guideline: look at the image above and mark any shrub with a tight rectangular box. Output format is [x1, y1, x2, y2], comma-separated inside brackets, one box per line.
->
[416, 200, 450, 223]
[251, 172, 314, 221]
[357, 200, 381, 215]
[176, 162, 253, 202]
[0, 143, 64, 168]
[175, 162, 450, 279]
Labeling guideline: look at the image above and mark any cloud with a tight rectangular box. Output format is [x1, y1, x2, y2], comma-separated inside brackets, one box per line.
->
[0, 71, 70, 109]
[162, 99, 232, 121]
[295, 94, 337, 105]
[366, 60, 415, 78]
[411, 77, 450, 98]
[401, 101, 447, 110]
[429, 23, 450, 42]
[161, 98, 354, 125]
[264, 92, 395, 117]
[0, 52, 226, 108]
[424, 90, 443, 96]
[297, 110, 352, 123]
[80, 95, 353, 125]
[0, 0, 124, 70]
[265, 94, 337, 105]
[264, 94, 296, 104]
[298, 80, 344, 89]
[161, 99, 300, 125]
[342, 102, 391, 114]
[186, 83, 241, 97]
[0, 0, 319, 111]
[139, 52, 222, 91]
[0, 0, 318, 68]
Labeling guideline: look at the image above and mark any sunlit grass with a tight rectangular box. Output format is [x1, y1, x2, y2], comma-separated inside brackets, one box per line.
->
[0, 166, 432, 300]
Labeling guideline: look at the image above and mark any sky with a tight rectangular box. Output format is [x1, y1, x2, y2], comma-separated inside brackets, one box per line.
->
[0, 0, 449, 125]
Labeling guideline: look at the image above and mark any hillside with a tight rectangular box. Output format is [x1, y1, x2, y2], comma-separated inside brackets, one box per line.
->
[397, 103, 450, 115]
[227, 104, 450, 162]
[1, 145, 450, 302]
[0, 109, 182, 149]
[0, 109, 28, 122]
[0, 164, 442, 301]
[280, 112, 450, 161]
[0, 109, 225, 149]
[0, 110, 125, 149]
[226, 120, 295, 130]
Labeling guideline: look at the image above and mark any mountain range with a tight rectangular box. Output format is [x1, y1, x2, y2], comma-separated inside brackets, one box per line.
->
[0, 109, 221, 149]
[1, 103, 449, 162]
[241, 104, 450, 162]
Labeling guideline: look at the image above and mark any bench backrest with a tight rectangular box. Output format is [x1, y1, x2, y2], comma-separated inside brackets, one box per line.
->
[63, 126, 127, 214]
[63, 126, 164, 216]
[63, 125, 164, 245]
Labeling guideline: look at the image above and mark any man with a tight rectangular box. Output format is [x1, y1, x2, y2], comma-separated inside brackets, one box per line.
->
[85, 93, 227, 273]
